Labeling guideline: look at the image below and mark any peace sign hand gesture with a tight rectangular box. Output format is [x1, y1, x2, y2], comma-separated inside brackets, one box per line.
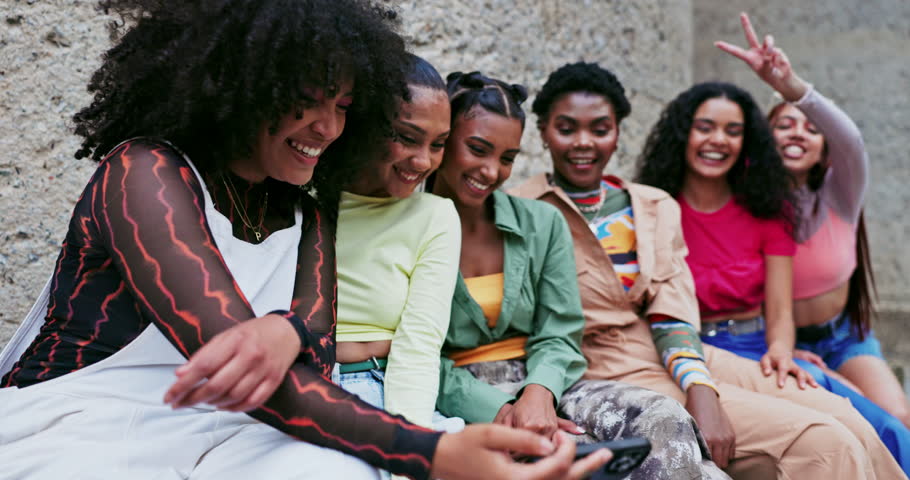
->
[714, 12, 809, 102]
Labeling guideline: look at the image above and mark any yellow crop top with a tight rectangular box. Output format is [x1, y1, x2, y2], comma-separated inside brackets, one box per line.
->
[463, 272, 504, 327]
[449, 272, 527, 367]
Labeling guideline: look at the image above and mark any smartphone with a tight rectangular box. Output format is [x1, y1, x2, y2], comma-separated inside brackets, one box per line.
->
[575, 437, 651, 480]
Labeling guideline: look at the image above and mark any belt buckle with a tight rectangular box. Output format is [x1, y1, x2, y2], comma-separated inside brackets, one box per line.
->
[725, 319, 738, 336]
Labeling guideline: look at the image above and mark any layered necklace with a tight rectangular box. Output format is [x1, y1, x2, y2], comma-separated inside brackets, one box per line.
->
[563, 182, 607, 214]
[221, 174, 269, 242]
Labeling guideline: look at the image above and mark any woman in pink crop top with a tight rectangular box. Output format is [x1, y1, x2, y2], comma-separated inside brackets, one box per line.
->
[719, 13, 910, 427]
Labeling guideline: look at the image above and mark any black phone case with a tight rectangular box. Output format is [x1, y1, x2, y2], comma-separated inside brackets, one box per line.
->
[575, 437, 651, 480]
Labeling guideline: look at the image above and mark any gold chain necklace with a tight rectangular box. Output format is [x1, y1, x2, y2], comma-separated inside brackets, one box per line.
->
[221, 174, 269, 242]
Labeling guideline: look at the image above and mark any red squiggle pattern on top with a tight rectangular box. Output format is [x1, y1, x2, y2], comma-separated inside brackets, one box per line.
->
[2, 139, 440, 479]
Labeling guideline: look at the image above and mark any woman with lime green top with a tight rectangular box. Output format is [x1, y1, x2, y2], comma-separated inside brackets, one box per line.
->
[334, 55, 461, 434]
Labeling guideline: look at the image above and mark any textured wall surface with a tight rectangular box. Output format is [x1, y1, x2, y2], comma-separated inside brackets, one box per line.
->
[693, 0, 910, 310]
[0, 0, 694, 344]
[1, 1, 113, 343]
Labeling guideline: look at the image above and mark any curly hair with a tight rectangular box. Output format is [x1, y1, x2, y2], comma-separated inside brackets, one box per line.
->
[531, 61, 631, 125]
[446, 71, 528, 128]
[74, 0, 409, 216]
[636, 82, 796, 223]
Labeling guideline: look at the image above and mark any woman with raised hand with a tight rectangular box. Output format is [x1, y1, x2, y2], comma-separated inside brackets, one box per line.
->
[637, 69, 910, 473]
[0, 2, 608, 479]
[432, 70, 730, 480]
[717, 12, 910, 429]
[514, 60, 906, 479]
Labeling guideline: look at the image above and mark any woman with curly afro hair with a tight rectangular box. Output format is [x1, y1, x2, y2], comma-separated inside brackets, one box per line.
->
[513, 60, 907, 478]
[0, 2, 602, 479]
[637, 48, 910, 471]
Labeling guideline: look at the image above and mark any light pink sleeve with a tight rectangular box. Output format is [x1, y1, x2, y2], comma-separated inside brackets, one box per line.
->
[793, 86, 868, 223]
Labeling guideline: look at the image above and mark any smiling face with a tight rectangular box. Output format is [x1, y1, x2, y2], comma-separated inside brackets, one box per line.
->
[355, 86, 451, 198]
[684, 97, 745, 182]
[770, 104, 826, 182]
[434, 107, 523, 209]
[242, 78, 355, 184]
[539, 92, 619, 191]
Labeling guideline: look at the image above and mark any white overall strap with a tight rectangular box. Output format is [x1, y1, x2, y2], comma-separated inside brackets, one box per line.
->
[0, 276, 52, 376]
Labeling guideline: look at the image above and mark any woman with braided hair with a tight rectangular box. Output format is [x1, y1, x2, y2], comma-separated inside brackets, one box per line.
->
[0, 2, 608, 479]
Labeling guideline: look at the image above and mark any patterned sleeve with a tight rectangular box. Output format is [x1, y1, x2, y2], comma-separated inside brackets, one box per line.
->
[94, 141, 441, 479]
[649, 315, 718, 394]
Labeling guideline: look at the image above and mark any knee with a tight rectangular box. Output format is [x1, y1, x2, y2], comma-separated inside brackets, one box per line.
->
[790, 418, 866, 460]
[629, 393, 698, 439]
[638, 392, 691, 423]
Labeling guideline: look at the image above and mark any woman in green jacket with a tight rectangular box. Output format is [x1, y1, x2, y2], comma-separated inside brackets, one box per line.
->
[430, 71, 729, 480]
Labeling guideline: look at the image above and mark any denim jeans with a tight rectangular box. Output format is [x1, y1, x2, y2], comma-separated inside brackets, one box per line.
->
[795, 311, 884, 371]
[331, 364, 465, 432]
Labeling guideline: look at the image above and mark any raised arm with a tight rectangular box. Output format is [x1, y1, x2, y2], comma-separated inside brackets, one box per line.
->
[791, 89, 868, 222]
[715, 12, 868, 222]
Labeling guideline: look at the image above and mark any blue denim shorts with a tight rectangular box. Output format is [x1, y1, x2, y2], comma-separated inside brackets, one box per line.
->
[335, 368, 386, 409]
[331, 364, 465, 433]
[795, 312, 884, 371]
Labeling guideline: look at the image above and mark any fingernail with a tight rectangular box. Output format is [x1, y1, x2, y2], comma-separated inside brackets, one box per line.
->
[540, 439, 555, 453]
[575, 426, 587, 435]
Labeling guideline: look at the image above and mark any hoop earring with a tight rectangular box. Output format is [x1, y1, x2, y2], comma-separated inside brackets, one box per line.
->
[542, 142, 549, 150]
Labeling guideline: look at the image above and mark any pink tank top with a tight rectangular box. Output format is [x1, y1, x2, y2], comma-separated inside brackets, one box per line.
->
[792, 206, 856, 299]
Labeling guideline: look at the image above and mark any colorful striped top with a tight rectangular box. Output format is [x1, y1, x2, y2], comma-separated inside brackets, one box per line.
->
[558, 177, 717, 394]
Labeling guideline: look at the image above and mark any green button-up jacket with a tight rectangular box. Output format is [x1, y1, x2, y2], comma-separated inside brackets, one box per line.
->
[436, 190, 587, 423]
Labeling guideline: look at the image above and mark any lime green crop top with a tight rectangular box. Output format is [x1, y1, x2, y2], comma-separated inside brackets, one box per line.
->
[336, 191, 461, 427]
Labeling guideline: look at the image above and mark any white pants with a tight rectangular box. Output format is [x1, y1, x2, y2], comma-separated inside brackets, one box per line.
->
[0, 327, 381, 480]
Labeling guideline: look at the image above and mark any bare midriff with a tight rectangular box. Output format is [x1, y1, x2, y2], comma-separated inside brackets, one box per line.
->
[336, 340, 393, 364]
[793, 281, 850, 328]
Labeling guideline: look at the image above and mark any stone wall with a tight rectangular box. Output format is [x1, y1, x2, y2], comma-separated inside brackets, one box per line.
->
[0, 0, 694, 343]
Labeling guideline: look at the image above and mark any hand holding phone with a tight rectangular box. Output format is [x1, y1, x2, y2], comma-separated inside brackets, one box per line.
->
[574, 437, 651, 480]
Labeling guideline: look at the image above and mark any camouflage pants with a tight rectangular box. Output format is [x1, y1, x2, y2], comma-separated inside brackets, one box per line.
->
[463, 360, 730, 480]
